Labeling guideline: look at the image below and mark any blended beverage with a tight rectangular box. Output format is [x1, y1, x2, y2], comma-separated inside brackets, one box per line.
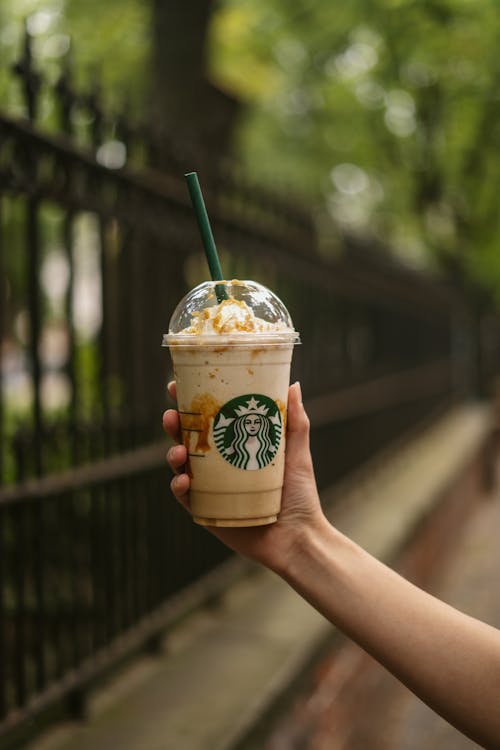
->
[164, 279, 299, 527]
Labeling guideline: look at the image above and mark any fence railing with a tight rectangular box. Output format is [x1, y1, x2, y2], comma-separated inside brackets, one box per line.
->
[0, 27, 493, 743]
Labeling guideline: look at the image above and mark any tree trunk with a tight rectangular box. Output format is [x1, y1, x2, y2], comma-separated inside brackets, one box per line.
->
[150, 0, 239, 174]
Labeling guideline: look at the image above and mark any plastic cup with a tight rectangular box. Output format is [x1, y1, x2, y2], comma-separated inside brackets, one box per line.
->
[163, 279, 300, 527]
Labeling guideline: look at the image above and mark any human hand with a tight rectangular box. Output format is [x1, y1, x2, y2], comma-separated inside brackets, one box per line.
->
[162, 382, 326, 573]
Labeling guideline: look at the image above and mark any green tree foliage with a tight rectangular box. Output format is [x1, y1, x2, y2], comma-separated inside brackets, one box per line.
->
[210, 0, 500, 300]
[1, 0, 500, 299]
[0, 0, 148, 118]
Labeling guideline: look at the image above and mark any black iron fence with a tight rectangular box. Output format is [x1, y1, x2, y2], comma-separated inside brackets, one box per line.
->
[0, 27, 496, 744]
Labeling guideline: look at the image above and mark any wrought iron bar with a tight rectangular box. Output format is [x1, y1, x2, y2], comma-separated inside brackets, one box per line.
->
[0, 508, 6, 719]
[26, 198, 43, 477]
[12, 27, 41, 122]
[33, 500, 45, 692]
[0, 194, 4, 485]
[13, 504, 27, 708]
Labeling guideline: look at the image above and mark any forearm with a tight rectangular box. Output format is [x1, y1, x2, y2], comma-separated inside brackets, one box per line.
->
[280, 517, 500, 749]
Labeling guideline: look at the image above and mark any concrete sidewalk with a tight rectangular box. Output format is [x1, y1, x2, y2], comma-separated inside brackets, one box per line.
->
[264, 457, 500, 750]
[388, 485, 500, 749]
[25, 404, 492, 750]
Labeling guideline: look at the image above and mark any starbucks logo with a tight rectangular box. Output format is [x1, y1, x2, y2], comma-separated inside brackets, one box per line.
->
[213, 394, 283, 471]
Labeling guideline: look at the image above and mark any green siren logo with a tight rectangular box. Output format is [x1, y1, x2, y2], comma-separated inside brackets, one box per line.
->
[213, 394, 282, 470]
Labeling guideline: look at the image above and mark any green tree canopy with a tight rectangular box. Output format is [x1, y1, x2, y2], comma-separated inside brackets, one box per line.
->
[2, 0, 500, 300]
[210, 0, 500, 300]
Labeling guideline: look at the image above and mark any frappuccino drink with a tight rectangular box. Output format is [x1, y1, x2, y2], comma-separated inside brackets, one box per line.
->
[164, 279, 299, 527]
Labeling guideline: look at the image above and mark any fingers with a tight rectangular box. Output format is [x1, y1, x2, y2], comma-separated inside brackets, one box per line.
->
[163, 381, 181, 442]
[167, 444, 190, 511]
[164, 380, 190, 512]
[285, 382, 313, 471]
[287, 382, 309, 434]
[170, 473, 191, 512]
[163, 408, 181, 442]
[166, 443, 187, 474]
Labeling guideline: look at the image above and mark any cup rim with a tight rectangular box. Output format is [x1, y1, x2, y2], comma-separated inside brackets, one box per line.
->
[162, 331, 300, 347]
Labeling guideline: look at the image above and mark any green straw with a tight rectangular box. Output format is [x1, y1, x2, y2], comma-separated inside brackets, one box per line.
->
[185, 172, 228, 302]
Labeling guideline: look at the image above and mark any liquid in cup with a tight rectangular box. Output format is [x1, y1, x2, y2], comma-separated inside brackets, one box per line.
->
[163, 280, 300, 527]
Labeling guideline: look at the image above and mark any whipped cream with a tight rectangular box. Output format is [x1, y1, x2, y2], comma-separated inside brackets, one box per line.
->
[181, 298, 291, 335]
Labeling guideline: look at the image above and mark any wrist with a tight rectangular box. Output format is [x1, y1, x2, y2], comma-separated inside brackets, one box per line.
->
[274, 511, 343, 581]
[275, 514, 366, 637]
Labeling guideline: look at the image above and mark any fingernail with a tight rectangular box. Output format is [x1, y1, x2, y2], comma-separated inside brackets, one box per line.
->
[295, 381, 302, 403]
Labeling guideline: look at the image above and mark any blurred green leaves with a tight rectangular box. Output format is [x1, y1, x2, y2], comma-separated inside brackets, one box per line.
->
[211, 0, 500, 300]
[0, 0, 148, 114]
[2, 0, 500, 299]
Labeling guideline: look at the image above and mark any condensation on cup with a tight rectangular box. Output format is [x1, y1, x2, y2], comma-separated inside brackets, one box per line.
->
[163, 279, 300, 527]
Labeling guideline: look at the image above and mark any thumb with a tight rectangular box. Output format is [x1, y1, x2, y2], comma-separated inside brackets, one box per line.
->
[285, 382, 313, 471]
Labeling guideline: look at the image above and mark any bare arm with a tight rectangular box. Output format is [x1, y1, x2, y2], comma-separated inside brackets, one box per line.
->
[281, 518, 500, 749]
[164, 382, 500, 749]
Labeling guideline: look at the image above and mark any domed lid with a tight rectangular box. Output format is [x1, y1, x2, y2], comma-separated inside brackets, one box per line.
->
[163, 279, 299, 346]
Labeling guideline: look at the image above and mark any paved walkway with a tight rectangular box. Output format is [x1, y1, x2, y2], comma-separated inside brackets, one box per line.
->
[273, 481, 500, 750]
[388, 490, 500, 750]
[25, 406, 492, 750]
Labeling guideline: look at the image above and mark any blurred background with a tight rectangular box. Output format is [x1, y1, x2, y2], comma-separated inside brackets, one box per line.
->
[3, 0, 500, 279]
[0, 0, 500, 748]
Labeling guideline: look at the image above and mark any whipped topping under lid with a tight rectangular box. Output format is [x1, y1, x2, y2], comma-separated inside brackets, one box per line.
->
[164, 279, 299, 345]
[182, 298, 290, 335]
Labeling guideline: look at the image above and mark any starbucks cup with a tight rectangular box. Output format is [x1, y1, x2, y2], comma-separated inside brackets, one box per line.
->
[163, 279, 300, 527]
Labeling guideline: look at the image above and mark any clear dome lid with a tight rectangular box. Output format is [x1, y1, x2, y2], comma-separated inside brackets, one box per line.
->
[163, 279, 299, 346]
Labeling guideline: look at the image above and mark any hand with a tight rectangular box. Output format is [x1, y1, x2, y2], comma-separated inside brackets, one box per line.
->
[162, 382, 326, 572]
